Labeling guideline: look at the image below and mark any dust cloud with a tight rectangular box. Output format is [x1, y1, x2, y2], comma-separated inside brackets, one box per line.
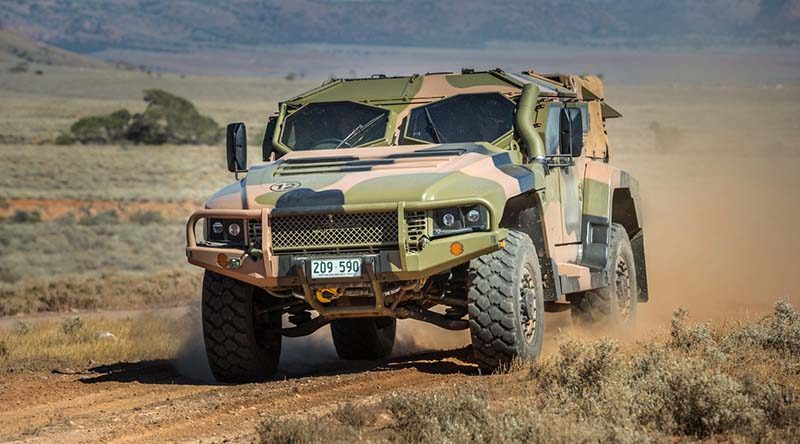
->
[610, 82, 800, 328]
[172, 303, 214, 382]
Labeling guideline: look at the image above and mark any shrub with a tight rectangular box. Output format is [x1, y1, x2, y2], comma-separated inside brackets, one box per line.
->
[67, 109, 132, 144]
[385, 390, 490, 443]
[0, 340, 7, 358]
[54, 213, 76, 224]
[129, 210, 164, 224]
[648, 361, 766, 437]
[334, 402, 379, 429]
[125, 89, 222, 145]
[11, 210, 42, 223]
[8, 62, 29, 73]
[257, 416, 354, 444]
[56, 89, 222, 145]
[78, 210, 120, 226]
[670, 307, 714, 350]
[723, 300, 800, 355]
[61, 316, 84, 336]
[13, 321, 32, 336]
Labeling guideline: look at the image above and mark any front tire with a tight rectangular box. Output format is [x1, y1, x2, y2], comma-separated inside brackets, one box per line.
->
[330, 317, 396, 360]
[202, 271, 282, 382]
[569, 223, 638, 327]
[468, 230, 545, 373]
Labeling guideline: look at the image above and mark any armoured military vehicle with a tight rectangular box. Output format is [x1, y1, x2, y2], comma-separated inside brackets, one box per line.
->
[186, 69, 649, 381]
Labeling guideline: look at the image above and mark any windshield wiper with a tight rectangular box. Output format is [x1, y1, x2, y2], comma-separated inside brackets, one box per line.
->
[336, 114, 386, 149]
[424, 108, 446, 143]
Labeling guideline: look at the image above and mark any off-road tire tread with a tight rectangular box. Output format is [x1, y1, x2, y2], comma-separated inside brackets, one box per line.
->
[468, 230, 542, 372]
[202, 271, 280, 382]
[331, 318, 396, 360]
[570, 223, 636, 325]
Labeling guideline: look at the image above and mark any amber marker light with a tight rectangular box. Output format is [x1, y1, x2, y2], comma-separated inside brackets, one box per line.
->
[450, 242, 464, 256]
[216, 254, 229, 268]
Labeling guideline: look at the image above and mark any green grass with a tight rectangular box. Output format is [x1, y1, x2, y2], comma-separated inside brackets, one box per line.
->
[256, 302, 800, 443]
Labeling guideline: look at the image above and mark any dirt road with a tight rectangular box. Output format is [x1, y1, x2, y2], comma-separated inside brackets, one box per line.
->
[0, 347, 477, 443]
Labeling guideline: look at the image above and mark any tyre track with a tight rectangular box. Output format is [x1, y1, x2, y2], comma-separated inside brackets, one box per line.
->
[0, 351, 476, 443]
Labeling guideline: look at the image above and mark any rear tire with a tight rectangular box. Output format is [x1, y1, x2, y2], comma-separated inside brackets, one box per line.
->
[330, 317, 396, 360]
[570, 223, 638, 327]
[467, 230, 545, 373]
[202, 271, 282, 382]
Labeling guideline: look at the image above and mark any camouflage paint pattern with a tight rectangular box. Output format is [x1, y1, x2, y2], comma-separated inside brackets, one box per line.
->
[186, 69, 647, 306]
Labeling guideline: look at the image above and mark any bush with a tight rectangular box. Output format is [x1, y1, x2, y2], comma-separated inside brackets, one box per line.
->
[56, 89, 222, 145]
[13, 321, 32, 336]
[257, 416, 354, 444]
[126, 89, 222, 145]
[385, 390, 491, 443]
[61, 316, 84, 336]
[129, 210, 164, 224]
[0, 340, 7, 358]
[67, 109, 132, 144]
[723, 300, 800, 355]
[11, 210, 42, 223]
[8, 62, 29, 73]
[78, 210, 120, 226]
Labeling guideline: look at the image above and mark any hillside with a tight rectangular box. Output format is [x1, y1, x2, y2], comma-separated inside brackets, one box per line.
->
[0, 27, 108, 68]
[0, 0, 798, 54]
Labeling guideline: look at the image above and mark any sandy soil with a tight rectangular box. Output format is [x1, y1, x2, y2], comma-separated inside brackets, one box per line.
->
[0, 344, 474, 443]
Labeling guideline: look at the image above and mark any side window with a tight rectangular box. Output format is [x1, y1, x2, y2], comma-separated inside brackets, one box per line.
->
[576, 103, 589, 134]
[559, 108, 584, 157]
[544, 103, 563, 155]
[262, 115, 278, 160]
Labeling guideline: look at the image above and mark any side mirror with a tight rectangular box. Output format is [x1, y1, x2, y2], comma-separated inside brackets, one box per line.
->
[226, 123, 247, 172]
[261, 116, 277, 161]
[559, 108, 584, 157]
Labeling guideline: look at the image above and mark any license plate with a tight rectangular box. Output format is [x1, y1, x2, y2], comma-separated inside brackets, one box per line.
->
[310, 258, 362, 279]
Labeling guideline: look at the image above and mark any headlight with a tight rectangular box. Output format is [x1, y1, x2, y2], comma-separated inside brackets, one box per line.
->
[212, 221, 224, 234]
[205, 218, 245, 245]
[432, 206, 489, 238]
[441, 212, 457, 228]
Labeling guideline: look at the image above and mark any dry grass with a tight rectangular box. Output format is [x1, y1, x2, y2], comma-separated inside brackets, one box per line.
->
[0, 144, 230, 201]
[0, 314, 191, 374]
[0, 268, 200, 316]
[257, 301, 800, 443]
[0, 64, 314, 143]
[0, 219, 201, 316]
[0, 221, 188, 283]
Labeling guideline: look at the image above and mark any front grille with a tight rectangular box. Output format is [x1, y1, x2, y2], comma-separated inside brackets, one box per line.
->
[405, 212, 427, 253]
[247, 219, 262, 246]
[269, 211, 398, 254]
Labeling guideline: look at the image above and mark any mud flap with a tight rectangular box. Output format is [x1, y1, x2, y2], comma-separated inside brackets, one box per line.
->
[630, 230, 649, 302]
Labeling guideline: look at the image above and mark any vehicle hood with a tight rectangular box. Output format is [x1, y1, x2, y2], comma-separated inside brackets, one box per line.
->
[205, 143, 540, 211]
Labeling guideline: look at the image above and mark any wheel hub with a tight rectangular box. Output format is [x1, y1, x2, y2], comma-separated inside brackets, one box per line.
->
[519, 266, 537, 342]
[615, 255, 632, 320]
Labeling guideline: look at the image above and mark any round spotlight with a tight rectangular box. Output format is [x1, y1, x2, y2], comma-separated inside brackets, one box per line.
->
[441, 212, 456, 228]
[449, 242, 464, 256]
[212, 221, 224, 234]
[227, 223, 241, 237]
[466, 209, 481, 223]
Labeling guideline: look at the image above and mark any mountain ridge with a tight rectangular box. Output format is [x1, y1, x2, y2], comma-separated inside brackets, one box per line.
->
[1, 0, 798, 54]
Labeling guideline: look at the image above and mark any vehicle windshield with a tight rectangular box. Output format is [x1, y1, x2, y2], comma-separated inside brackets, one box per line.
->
[405, 93, 515, 144]
[281, 101, 389, 150]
